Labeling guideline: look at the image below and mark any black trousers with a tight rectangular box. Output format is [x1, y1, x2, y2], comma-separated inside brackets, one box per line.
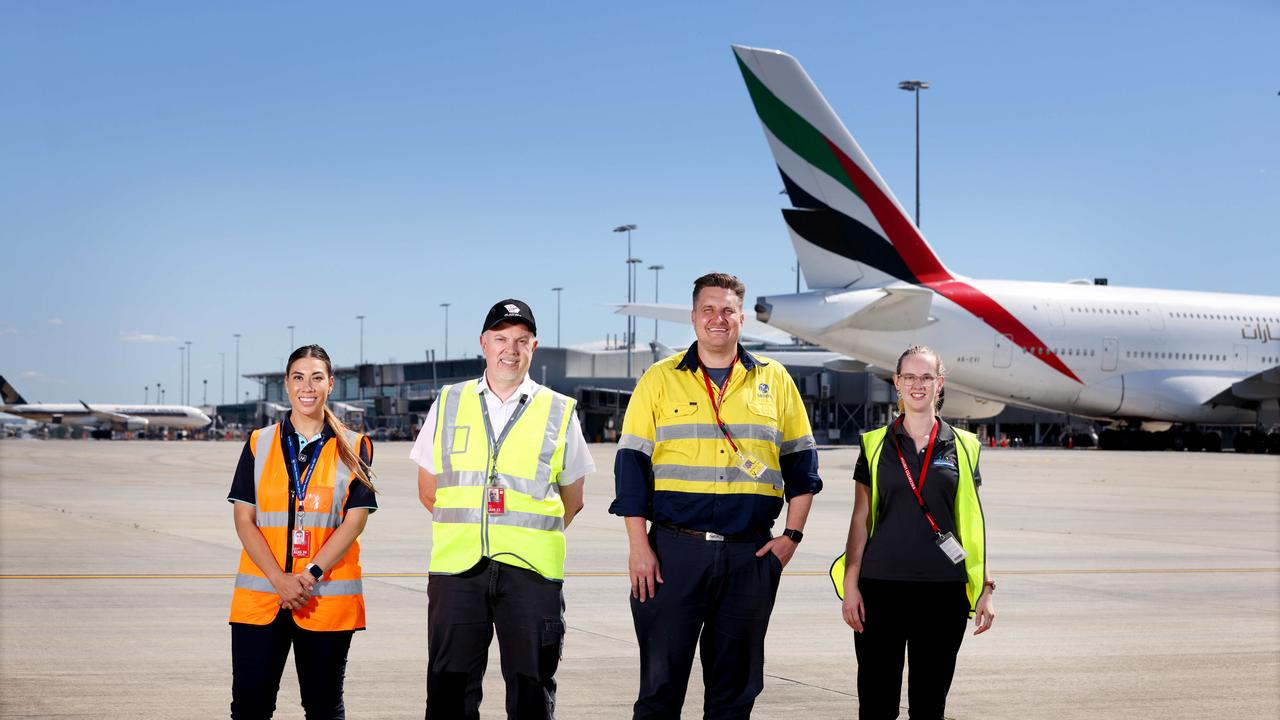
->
[630, 525, 783, 720]
[426, 558, 566, 720]
[230, 609, 355, 720]
[853, 579, 970, 720]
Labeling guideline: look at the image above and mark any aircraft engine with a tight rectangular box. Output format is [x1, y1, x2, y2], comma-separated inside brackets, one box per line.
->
[124, 418, 149, 431]
[936, 387, 1005, 420]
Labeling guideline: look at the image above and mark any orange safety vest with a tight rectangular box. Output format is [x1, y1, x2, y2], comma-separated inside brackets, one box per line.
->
[229, 423, 367, 631]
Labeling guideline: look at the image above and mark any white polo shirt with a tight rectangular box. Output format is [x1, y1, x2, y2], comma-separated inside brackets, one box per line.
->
[409, 373, 595, 485]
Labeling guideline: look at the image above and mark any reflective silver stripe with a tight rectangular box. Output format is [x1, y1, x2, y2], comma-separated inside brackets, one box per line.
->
[656, 423, 781, 446]
[432, 507, 484, 524]
[533, 393, 569, 485]
[331, 433, 357, 527]
[490, 510, 564, 532]
[780, 435, 817, 455]
[311, 579, 363, 596]
[253, 424, 278, 498]
[619, 433, 655, 455]
[652, 463, 784, 490]
[254, 511, 342, 529]
[437, 470, 559, 502]
[433, 506, 563, 532]
[234, 573, 362, 596]
[438, 383, 469, 477]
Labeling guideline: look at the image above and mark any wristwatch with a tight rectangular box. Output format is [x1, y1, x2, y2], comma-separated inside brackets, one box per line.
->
[983, 579, 996, 593]
[305, 563, 324, 581]
[781, 528, 804, 543]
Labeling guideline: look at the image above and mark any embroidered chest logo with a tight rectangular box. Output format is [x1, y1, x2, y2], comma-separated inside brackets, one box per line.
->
[756, 383, 770, 398]
[931, 454, 958, 472]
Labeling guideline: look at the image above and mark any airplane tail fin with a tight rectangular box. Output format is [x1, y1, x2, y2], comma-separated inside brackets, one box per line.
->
[0, 376, 28, 405]
[732, 45, 954, 290]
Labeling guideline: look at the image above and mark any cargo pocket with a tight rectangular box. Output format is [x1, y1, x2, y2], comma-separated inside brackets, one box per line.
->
[539, 617, 565, 675]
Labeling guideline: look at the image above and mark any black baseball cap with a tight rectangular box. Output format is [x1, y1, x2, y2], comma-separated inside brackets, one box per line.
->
[482, 299, 537, 335]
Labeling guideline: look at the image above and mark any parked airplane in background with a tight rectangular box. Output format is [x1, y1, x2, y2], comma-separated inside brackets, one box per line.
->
[727, 45, 1279, 435]
[1, 375, 212, 438]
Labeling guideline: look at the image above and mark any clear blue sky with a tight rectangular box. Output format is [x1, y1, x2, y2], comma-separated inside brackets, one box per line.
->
[2, 0, 1276, 404]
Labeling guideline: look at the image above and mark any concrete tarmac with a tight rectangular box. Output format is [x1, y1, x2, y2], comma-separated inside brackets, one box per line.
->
[1, 439, 1277, 719]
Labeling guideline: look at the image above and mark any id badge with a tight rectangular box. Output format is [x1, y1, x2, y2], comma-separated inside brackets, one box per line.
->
[735, 450, 766, 479]
[291, 529, 312, 558]
[936, 532, 967, 565]
[486, 486, 506, 515]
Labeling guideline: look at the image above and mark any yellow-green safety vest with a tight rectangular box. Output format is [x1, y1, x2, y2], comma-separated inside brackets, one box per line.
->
[829, 423, 986, 616]
[430, 380, 575, 581]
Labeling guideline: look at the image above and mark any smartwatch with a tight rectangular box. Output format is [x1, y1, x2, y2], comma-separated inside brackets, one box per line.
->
[781, 528, 804, 543]
[305, 563, 324, 581]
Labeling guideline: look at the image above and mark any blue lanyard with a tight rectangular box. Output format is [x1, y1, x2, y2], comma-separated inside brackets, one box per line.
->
[286, 434, 321, 509]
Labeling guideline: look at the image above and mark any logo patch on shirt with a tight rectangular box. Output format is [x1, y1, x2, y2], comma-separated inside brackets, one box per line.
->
[757, 383, 770, 398]
[931, 455, 958, 472]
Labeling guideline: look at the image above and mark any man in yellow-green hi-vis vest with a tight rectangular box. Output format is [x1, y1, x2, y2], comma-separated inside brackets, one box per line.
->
[409, 298, 594, 720]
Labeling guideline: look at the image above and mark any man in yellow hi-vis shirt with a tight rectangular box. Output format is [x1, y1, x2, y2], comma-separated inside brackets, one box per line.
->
[610, 272, 823, 719]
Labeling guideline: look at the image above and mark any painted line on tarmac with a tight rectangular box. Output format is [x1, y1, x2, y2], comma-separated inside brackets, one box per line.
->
[2, 567, 1277, 580]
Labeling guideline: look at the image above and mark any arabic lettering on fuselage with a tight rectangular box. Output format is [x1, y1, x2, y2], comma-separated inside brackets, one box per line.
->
[1240, 323, 1274, 343]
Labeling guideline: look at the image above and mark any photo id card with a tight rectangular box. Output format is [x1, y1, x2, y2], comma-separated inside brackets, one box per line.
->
[486, 486, 506, 515]
[291, 529, 312, 558]
[936, 532, 967, 565]
[736, 450, 766, 479]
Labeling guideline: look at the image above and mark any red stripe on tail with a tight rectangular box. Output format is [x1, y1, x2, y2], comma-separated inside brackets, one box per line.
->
[824, 138, 1083, 384]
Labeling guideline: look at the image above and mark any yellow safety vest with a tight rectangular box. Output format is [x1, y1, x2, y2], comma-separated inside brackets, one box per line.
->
[430, 380, 574, 581]
[230, 424, 367, 631]
[830, 423, 986, 616]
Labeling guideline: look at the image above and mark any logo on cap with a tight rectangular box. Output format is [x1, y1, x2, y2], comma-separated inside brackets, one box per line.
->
[505, 304, 521, 315]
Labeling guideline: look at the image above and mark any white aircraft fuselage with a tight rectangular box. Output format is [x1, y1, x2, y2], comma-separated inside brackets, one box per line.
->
[761, 280, 1279, 424]
[0, 403, 212, 430]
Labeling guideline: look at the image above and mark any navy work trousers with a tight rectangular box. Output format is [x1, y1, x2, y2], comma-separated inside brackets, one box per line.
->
[853, 578, 969, 720]
[425, 558, 566, 720]
[230, 609, 355, 719]
[630, 524, 783, 720]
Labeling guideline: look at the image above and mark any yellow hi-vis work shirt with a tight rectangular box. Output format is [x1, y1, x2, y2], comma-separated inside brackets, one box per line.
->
[609, 342, 822, 535]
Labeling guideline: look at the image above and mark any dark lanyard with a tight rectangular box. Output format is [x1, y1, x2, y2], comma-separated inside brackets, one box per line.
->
[478, 391, 532, 482]
[890, 417, 943, 535]
[286, 434, 320, 511]
[699, 357, 740, 453]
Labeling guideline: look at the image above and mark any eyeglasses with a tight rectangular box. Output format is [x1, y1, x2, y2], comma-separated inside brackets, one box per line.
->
[897, 374, 938, 387]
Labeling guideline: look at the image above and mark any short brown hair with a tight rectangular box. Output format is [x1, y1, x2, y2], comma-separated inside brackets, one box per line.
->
[692, 272, 746, 306]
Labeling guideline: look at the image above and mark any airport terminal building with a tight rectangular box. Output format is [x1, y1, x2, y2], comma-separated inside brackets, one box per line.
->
[228, 344, 1069, 446]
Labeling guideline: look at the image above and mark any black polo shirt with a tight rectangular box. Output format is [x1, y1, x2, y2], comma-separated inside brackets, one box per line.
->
[854, 419, 981, 583]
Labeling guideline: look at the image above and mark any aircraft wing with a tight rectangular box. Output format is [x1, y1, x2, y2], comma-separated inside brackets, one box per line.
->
[1207, 364, 1280, 407]
[79, 401, 148, 430]
[615, 303, 795, 344]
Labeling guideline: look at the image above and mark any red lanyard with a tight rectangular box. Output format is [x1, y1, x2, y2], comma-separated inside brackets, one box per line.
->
[891, 417, 942, 535]
[699, 358, 739, 453]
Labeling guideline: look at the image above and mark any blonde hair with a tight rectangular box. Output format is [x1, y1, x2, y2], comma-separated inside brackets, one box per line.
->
[288, 345, 376, 492]
[894, 345, 946, 416]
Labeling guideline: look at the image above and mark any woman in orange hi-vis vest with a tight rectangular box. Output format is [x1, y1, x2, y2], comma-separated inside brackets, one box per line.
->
[227, 345, 377, 719]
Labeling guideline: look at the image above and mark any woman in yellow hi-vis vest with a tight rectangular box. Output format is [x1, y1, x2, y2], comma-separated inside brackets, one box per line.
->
[227, 345, 377, 719]
[834, 345, 995, 720]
